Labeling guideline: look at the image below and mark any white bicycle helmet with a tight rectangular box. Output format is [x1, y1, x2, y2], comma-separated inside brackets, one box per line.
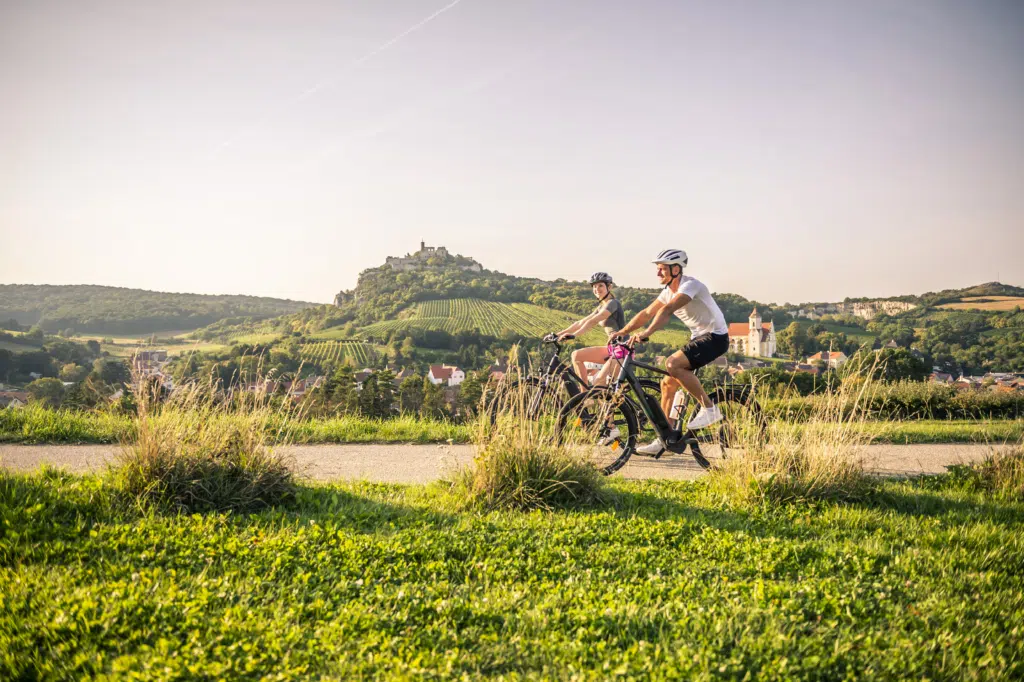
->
[652, 249, 688, 267]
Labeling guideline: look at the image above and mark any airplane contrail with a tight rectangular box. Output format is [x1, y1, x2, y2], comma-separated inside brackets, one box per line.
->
[209, 0, 469, 158]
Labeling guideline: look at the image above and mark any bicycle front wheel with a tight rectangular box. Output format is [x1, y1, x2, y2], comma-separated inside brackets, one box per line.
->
[556, 387, 639, 476]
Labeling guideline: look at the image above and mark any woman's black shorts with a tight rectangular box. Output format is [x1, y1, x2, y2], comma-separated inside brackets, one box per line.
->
[682, 332, 730, 371]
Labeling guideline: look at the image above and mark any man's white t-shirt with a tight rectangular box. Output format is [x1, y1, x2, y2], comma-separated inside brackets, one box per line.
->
[656, 276, 729, 338]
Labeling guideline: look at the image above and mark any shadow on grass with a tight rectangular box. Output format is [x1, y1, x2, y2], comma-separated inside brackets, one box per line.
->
[861, 480, 1024, 525]
[0, 471, 458, 569]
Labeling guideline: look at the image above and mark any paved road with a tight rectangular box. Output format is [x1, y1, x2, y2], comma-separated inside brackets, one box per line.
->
[0, 442, 1008, 483]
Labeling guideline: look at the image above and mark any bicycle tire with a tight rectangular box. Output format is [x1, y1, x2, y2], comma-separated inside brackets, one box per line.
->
[556, 387, 640, 476]
[486, 376, 549, 425]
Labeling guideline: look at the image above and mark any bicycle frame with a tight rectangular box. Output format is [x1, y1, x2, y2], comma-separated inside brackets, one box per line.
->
[607, 348, 693, 453]
[537, 341, 588, 396]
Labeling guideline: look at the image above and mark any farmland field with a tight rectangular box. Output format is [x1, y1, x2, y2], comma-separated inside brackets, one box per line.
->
[819, 323, 878, 344]
[356, 299, 606, 344]
[353, 298, 695, 347]
[300, 340, 378, 366]
[938, 295, 1024, 311]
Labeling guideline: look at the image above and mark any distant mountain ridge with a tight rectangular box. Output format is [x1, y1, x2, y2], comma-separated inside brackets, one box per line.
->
[0, 284, 314, 335]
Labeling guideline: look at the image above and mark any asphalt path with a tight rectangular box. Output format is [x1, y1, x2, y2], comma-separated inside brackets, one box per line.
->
[0, 442, 1008, 483]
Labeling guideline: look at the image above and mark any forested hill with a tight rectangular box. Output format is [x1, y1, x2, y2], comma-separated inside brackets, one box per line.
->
[0, 284, 314, 335]
[341, 263, 790, 326]
[192, 261, 792, 341]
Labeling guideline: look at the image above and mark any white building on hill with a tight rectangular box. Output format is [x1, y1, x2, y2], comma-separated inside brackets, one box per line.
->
[728, 308, 776, 358]
[429, 364, 465, 386]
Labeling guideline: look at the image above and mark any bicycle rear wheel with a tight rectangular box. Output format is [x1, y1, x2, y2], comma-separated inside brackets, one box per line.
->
[686, 386, 768, 467]
[556, 387, 639, 475]
[486, 377, 567, 426]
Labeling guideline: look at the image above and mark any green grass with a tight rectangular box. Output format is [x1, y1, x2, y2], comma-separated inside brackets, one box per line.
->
[2, 471, 1022, 679]
[819, 323, 878, 344]
[0, 406, 134, 443]
[856, 419, 1024, 444]
[1, 407, 1019, 446]
[0, 407, 470, 445]
[0, 340, 41, 352]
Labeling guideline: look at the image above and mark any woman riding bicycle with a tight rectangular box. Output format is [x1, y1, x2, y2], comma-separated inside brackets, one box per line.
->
[554, 272, 627, 386]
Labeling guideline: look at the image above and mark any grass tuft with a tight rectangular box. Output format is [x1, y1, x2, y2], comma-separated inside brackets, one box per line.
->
[946, 443, 1024, 501]
[109, 372, 296, 513]
[708, 366, 880, 506]
[450, 355, 606, 511]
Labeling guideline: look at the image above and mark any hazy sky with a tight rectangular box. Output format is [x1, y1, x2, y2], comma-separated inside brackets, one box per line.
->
[2, 0, 1022, 304]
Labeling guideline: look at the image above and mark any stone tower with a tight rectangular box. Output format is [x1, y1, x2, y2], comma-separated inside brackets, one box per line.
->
[748, 308, 762, 357]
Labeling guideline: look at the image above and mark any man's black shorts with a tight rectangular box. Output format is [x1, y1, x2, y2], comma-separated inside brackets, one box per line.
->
[682, 332, 730, 371]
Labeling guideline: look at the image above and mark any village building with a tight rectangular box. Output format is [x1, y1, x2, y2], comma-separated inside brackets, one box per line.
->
[0, 391, 29, 408]
[807, 350, 849, 369]
[728, 309, 776, 358]
[428, 364, 465, 387]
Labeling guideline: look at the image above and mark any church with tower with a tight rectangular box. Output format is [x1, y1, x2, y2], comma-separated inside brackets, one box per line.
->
[727, 308, 776, 358]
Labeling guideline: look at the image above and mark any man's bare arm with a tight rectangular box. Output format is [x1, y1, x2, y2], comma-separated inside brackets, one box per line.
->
[640, 293, 692, 339]
[616, 300, 663, 336]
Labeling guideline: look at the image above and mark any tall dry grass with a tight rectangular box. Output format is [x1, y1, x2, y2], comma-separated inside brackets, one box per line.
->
[110, 364, 298, 513]
[451, 353, 607, 511]
[707, 364, 884, 506]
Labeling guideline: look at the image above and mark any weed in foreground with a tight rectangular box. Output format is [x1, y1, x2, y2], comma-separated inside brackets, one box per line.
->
[450, 356, 607, 511]
[110, 367, 297, 513]
[708, 367, 882, 506]
[946, 442, 1024, 501]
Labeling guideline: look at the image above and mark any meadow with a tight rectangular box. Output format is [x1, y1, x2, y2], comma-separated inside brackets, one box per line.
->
[2, 470, 1022, 679]
[2, 404, 1022, 446]
[3, 369, 1024, 680]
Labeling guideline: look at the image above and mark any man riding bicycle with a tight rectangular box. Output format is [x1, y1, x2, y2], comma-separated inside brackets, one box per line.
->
[614, 249, 730, 456]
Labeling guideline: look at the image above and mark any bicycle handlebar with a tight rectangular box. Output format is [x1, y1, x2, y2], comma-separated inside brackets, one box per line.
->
[610, 335, 645, 348]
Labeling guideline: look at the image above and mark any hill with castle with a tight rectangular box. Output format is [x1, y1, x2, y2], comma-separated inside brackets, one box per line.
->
[185, 242, 1024, 376]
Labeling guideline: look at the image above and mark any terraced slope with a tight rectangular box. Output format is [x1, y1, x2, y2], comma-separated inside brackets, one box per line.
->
[300, 340, 378, 366]
[355, 299, 605, 344]
[352, 298, 697, 348]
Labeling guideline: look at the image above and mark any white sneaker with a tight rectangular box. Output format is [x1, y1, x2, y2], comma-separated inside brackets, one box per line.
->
[687, 405, 723, 430]
[635, 438, 665, 456]
[599, 427, 621, 446]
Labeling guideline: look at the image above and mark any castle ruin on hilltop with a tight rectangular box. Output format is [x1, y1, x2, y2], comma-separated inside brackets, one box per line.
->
[385, 241, 483, 273]
[333, 242, 482, 307]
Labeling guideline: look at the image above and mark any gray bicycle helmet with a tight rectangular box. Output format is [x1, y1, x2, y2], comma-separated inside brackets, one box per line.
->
[589, 271, 614, 286]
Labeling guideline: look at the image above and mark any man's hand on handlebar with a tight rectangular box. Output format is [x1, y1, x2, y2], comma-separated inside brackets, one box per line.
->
[627, 334, 649, 349]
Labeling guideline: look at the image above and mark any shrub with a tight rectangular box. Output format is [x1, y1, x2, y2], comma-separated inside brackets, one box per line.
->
[764, 381, 1024, 422]
[110, 375, 297, 513]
